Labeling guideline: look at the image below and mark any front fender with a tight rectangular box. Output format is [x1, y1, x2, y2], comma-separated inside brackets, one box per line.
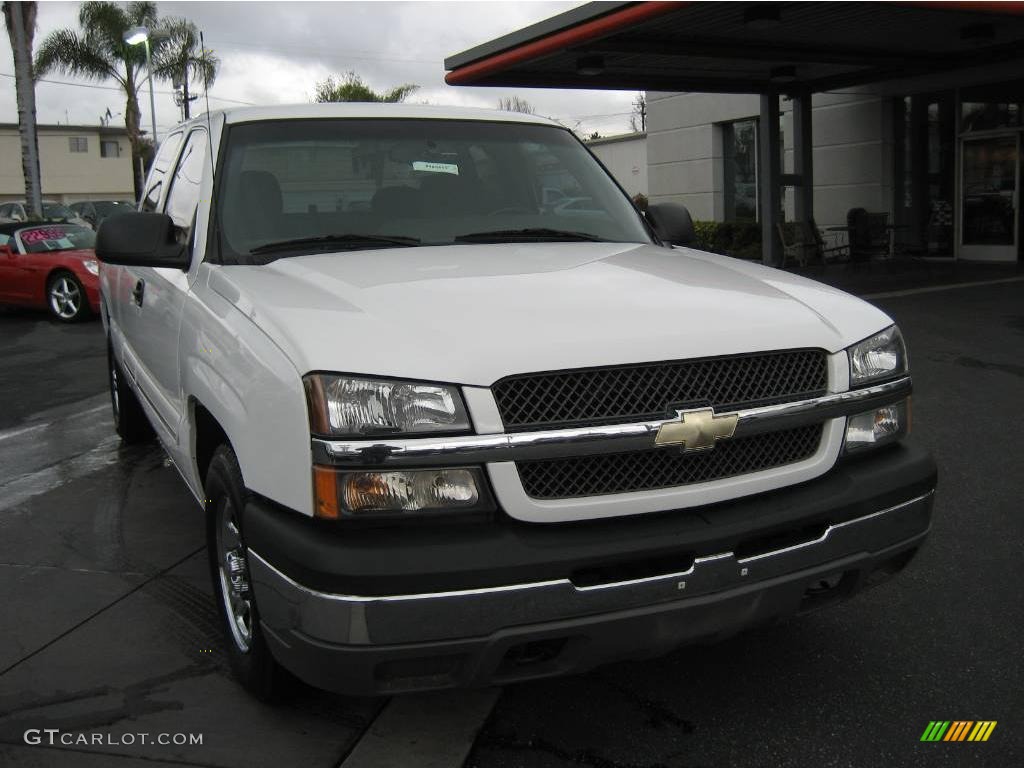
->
[179, 265, 314, 515]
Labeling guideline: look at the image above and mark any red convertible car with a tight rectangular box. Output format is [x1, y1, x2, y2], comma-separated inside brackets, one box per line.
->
[0, 222, 101, 322]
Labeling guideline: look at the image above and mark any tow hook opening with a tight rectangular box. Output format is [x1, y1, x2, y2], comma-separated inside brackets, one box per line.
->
[798, 570, 858, 613]
[497, 638, 568, 677]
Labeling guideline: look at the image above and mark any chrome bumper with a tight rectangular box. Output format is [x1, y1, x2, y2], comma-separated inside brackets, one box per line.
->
[310, 376, 912, 466]
[249, 489, 932, 647]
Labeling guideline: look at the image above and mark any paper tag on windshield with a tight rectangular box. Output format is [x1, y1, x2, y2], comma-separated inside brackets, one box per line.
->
[412, 161, 459, 175]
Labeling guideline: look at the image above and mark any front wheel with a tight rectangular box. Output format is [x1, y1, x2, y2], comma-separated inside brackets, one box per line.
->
[205, 445, 282, 700]
[47, 272, 89, 322]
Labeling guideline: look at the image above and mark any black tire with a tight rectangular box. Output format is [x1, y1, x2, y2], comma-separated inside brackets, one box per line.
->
[205, 445, 282, 700]
[46, 271, 89, 322]
[108, 345, 153, 443]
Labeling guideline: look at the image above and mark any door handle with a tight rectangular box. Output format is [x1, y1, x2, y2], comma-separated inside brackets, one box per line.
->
[132, 278, 145, 307]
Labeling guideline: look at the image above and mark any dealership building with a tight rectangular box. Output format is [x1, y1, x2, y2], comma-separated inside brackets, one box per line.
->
[446, 1, 1024, 264]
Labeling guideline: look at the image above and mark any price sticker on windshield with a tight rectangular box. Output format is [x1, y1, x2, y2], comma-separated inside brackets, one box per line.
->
[412, 161, 459, 175]
[21, 227, 68, 244]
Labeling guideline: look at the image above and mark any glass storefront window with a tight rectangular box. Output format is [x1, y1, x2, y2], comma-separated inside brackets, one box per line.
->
[961, 80, 1024, 132]
[962, 136, 1018, 246]
[722, 119, 758, 222]
[893, 92, 955, 256]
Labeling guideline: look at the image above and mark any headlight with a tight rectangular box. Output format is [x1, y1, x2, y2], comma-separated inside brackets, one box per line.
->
[304, 374, 471, 436]
[84, 260, 100, 276]
[844, 400, 909, 453]
[312, 466, 493, 518]
[847, 325, 907, 386]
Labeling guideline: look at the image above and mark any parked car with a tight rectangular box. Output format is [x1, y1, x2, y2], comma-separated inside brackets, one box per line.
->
[0, 221, 100, 321]
[69, 199, 136, 227]
[96, 104, 936, 699]
[0, 200, 93, 229]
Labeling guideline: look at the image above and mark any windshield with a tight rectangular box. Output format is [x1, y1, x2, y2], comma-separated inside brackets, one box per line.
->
[216, 119, 652, 263]
[17, 224, 95, 253]
[94, 201, 134, 216]
[42, 203, 76, 219]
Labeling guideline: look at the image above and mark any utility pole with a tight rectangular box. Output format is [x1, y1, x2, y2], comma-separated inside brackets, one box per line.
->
[5, 1, 42, 218]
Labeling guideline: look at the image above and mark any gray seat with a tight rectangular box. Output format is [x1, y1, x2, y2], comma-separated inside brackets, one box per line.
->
[226, 170, 283, 243]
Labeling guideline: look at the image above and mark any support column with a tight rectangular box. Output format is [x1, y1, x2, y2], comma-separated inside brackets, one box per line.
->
[759, 90, 782, 266]
[792, 89, 814, 226]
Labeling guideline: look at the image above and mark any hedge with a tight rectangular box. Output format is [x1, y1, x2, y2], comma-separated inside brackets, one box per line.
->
[692, 221, 763, 260]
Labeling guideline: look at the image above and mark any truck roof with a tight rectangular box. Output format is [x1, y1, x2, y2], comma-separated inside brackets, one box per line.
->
[190, 102, 562, 128]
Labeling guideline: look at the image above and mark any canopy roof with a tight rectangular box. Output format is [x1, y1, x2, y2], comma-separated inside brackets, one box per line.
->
[445, 1, 1024, 94]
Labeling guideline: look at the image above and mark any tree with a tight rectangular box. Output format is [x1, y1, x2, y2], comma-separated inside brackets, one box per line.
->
[35, 2, 164, 199]
[496, 95, 535, 114]
[151, 16, 217, 121]
[3, 1, 42, 218]
[630, 92, 646, 133]
[314, 72, 418, 103]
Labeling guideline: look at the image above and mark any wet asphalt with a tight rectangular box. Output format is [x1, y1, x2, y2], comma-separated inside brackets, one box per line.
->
[0, 261, 1022, 767]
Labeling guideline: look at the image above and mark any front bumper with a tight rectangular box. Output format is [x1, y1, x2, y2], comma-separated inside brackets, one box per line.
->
[246, 443, 936, 695]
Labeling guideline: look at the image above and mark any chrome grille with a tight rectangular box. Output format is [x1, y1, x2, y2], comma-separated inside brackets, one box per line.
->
[517, 424, 823, 500]
[492, 349, 828, 432]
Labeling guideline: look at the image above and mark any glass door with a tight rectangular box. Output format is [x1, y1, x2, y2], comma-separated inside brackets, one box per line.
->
[960, 134, 1019, 261]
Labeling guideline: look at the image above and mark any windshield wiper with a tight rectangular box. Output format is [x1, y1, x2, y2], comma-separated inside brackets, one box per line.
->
[453, 228, 609, 244]
[250, 233, 420, 256]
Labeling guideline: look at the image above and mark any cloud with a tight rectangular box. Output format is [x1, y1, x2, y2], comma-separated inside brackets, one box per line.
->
[1, 1, 640, 137]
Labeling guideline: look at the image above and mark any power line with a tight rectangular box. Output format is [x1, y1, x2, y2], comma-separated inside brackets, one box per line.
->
[211, 37, 442, 65]
[0, 72, 256, 105]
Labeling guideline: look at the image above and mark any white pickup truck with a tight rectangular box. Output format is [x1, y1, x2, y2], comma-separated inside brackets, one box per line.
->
[96, 104, 936, 698]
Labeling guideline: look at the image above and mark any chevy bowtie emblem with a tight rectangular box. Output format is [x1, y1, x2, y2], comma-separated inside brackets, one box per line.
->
[655, 407, 738, 451]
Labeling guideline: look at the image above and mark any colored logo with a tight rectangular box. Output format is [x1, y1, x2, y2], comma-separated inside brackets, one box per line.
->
[920, 721, 997, 742]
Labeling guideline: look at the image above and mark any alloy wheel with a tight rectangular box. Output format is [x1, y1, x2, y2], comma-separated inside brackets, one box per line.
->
[49, 276, 81, 319]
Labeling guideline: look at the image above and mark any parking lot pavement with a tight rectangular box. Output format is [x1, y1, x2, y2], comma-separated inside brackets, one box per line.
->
[1, 273, 1022, 768]
[0, 309, 108, 431]
[0, 315, 385, 767]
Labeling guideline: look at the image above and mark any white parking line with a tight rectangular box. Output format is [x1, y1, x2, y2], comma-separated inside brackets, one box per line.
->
[862, 275, 1024, 300]
[339, 688, 500, 768]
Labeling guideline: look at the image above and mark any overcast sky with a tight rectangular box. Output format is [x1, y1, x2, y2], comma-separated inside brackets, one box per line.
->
[1, 1, 640, 138]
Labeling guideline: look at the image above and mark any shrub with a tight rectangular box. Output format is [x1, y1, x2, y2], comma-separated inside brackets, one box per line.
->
[691, 220, 762, 260]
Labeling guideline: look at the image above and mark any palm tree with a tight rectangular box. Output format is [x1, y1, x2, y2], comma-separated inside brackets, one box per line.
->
[313, 72, 418, 103]
[3, 1, 42, 218]
[151, 17, 217, 121]
[35, 2, 161, 200]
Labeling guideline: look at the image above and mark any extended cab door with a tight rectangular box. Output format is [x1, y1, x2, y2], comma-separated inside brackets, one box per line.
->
[119, 129, 208, 441]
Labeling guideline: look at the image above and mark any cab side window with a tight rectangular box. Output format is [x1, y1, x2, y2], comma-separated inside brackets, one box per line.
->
[163, 130, 209, 245]
[141, 131, 185, 213]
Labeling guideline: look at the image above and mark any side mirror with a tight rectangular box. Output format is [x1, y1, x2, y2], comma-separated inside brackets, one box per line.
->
[96, 212, 190, 269]
[646, 202, 696, 246]
[0, 243, 13, 258]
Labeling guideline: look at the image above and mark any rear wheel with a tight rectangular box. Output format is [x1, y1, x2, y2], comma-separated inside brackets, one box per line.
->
[206, 445, 282, 700]
[108, 345, 153, 443]
[47, 272, 88, 322]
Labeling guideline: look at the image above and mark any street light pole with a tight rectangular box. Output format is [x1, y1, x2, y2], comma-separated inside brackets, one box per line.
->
[124, 26, 158, 146]
[144, 36, 158, 145]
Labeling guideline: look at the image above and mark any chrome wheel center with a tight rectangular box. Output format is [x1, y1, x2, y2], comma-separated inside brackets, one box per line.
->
[216, 501, 254, 652]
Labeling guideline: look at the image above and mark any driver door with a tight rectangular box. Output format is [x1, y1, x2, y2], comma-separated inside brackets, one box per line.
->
[120, 128, 207, 441]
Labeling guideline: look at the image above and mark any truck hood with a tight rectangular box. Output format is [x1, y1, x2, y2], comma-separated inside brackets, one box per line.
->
[207, 242, 891, 386]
